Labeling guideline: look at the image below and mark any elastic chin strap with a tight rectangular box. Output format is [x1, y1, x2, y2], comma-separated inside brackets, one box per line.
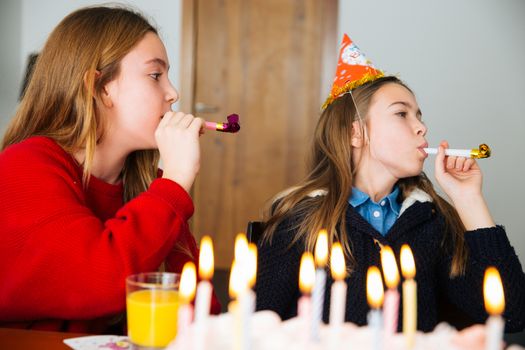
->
[348, 90, 369, 144]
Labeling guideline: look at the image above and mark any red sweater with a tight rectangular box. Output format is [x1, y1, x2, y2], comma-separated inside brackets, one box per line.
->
[0, 136, 219, 333]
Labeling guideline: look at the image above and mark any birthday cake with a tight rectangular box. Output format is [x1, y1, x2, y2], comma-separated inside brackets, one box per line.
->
[165, 310, 498, 350]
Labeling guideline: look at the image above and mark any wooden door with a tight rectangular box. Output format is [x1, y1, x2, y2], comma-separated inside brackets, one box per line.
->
[181, 0, 338, 269]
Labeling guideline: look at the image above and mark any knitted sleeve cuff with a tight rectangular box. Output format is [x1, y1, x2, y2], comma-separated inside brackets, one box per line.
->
[148, 178, 194, 221]
[464, 225, 514, 261]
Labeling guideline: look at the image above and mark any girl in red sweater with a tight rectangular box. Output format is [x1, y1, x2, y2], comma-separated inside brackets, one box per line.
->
[0, 6, 219, 333]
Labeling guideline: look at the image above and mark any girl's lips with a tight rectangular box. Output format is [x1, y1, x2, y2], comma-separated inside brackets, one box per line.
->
[418, 143, 429, 158]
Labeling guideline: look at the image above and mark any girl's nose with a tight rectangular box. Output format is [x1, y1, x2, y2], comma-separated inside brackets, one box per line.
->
[416, 119, 427, 136]
[166, 81, 179, 104]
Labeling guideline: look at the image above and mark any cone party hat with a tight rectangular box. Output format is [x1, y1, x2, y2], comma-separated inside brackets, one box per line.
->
[322, 34, 384, 109]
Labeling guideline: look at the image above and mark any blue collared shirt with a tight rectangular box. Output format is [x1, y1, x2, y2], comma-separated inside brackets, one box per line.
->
[349, 186, 401, 236]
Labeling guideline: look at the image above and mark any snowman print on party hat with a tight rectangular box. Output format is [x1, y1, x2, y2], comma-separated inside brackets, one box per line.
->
[322, 34, 384, 109]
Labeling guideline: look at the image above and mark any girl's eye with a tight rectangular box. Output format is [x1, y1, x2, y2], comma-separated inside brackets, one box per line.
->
[396, 111, 407, 118]
[150, 73, 161, 81]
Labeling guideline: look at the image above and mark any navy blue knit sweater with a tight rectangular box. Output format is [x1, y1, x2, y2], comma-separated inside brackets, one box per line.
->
[255, 200, 525, 333]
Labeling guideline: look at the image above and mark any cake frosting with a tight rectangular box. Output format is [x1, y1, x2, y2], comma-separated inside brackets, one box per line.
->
[165, 310, 522, 350]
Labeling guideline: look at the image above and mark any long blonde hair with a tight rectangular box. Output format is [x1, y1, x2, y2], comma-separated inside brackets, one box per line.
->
[1, 6, 159, 202]
[263, 76, 467, 277]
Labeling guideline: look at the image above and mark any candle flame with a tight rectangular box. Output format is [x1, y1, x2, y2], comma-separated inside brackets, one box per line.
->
[483, 266, 505, 316]
[299, 252, 316, 294]
[330, 242, 346, 280]
[180, 261, 197, 304]
[229, 260, 243, 299]
[400, 244, 416, 279]
[199, 236, 214, 280]
[380, 246, 400, 289]
[234, 233, 249, 263]
[367, 266, 384, 309]
[314, 229, 328, 267]
[247, 243, 258, 288]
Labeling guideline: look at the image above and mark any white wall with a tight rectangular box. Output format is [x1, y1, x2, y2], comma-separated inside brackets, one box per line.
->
[338, 0, 525, 260]
[1, 1, 524, 261]
[0, 0, 21, 131]
[0, 0, 181, 135]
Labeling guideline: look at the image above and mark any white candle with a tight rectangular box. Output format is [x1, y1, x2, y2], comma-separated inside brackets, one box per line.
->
[229, 260, 243, 350]
[400, 244, 417, 349]
[311, 229, 328, 342]
[194, 236, 214, 322]
[230, 233, 253, 350]
[367, 266, 384, 350]
[329, 243, 347, 328]
[483, 267, 505, 350]
[241, 242, 257, 350]
[194, 236, 214, 350]
[380, 246, 400, 336]
[178, 262, 196, 336]
[194, 281, 212, 321]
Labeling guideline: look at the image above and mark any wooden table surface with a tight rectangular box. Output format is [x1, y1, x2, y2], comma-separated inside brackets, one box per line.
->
[0, 327, 87, 349]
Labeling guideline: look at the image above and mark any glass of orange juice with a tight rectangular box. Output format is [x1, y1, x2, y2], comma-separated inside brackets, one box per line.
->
[126, 272, 181, 349]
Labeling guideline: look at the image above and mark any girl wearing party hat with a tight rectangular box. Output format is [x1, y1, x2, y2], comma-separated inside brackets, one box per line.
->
[255, 34, 525, 332]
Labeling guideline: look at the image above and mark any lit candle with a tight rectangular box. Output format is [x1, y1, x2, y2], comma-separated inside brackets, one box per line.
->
[329, 242, 347, 329]
[240, 242, 257, 349]
[194, 236, 214, 350]
[298, 252, 315, 344]
[178, 261, 196, 336]
[231, 233, 252, 350]
[194, 236, 214, 322]
[400, 244, 417, 349]
[380, 245, 400, 336]
[483, 267, 505, 350]
[367, 266, 384, 350]
[311, 229, 328, 342]
[229, 260, 243, 350]
[328, 242, 347, 348]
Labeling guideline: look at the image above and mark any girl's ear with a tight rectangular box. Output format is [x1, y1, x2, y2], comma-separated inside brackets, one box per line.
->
[351, 120, 364, 148]
[83, 70, 113, 108]
[99, 84, 113, 108]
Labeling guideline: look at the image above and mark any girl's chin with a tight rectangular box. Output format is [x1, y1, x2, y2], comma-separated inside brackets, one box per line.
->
[402, 167, 425, 178]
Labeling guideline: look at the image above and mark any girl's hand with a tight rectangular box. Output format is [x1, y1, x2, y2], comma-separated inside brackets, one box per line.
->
[155, 111, 204, 193]
[434, 140, 483, 201]
[434, 140, 495, 230]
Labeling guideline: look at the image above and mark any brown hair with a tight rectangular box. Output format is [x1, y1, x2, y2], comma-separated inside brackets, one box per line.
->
[1, 5, 159, 202]
[263, 76, 467, 277]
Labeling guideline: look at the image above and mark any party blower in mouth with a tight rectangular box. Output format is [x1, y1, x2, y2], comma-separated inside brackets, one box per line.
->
[424, 143, 491, 159]
[203, 114, 240, 133]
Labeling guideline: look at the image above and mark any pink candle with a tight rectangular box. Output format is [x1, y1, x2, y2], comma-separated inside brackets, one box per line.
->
[298, 252, 315, 338]
[380, 246, 400, 336]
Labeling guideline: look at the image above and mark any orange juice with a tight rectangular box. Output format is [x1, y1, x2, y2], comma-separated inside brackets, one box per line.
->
[127, 289, 180, 348]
